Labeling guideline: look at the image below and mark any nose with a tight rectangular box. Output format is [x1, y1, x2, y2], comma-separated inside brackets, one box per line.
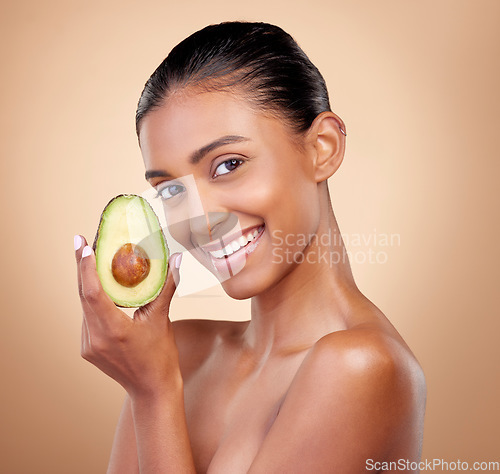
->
[189, 211, 239, 246]
[164, 176, 241, 249]
[187, 180, 240, 246]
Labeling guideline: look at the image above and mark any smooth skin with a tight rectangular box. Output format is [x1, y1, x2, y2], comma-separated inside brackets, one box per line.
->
[76, 90, 426, 473]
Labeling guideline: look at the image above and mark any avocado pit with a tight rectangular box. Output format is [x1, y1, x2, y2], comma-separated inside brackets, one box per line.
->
[111, 243, 151, 288]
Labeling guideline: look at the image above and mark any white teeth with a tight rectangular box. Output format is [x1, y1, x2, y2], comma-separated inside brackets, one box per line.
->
[208, 225, 264, 259]
[212, 249, 225, 258]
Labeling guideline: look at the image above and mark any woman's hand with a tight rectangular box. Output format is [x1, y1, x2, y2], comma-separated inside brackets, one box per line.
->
[74, 234, 183, 400]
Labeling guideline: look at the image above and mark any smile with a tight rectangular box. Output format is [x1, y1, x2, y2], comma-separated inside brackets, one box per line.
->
[201, 224, 265, 259]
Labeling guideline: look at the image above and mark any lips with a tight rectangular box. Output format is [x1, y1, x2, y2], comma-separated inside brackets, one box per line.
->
[208, 225, 265, 259]
[196, 224, 263, 257]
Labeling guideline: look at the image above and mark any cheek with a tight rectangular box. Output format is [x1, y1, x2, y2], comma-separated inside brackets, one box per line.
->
[234, 171, 321, 240]
[162, 203, 197, 250]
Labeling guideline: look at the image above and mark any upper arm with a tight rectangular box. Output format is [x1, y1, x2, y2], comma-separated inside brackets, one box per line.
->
[107, 395, 139, 474]
[248, 333, 426, 474]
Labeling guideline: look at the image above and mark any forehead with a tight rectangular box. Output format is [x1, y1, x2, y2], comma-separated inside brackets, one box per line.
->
[138, 90, 297, 167]
[140, 92, 257, 154]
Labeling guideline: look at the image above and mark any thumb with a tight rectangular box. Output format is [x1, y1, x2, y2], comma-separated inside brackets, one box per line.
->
[136, 252, 182, 319]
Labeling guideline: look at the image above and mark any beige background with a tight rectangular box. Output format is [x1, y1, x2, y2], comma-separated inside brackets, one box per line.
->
[1, 0, 499, 472]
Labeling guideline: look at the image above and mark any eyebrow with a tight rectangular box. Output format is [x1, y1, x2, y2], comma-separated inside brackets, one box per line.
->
[145, 135, 250, 181]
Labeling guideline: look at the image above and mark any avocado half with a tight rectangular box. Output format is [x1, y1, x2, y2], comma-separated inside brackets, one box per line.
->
[92, 194, 169, 308]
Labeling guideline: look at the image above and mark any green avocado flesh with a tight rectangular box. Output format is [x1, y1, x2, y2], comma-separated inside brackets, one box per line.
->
[93, 194, 169, 308]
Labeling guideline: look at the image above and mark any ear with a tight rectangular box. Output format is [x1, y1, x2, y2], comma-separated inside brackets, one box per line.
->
[307, 112, 346, 183]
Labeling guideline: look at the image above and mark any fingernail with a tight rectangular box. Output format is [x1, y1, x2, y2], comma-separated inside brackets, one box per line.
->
[82, 246, 92, 258]
[74, 235, 83, 251]
[174, 253, 183, 269]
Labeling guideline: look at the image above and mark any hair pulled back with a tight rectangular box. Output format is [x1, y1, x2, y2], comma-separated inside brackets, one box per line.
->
[136, 22, 331, 136]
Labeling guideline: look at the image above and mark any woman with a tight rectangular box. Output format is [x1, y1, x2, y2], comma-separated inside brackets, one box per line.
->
[74, 22, 426, 473]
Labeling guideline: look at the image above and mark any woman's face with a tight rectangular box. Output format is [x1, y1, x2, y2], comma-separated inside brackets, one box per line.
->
[139, 90, 322, 299]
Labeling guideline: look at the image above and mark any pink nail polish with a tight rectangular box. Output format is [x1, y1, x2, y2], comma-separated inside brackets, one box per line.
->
[174, 253, 183, 269]
[74, 235, 83, 251]
[82, 246, 92, 258]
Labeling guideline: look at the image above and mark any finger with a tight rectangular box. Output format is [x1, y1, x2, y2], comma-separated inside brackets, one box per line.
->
[138, 252, 182, 319]
[81, 316, 90, 358]
[75, 234, 93, 315]
[75, 236, 96, 358]
[74, 234, 87, 301]
[79, 244, 119, 318]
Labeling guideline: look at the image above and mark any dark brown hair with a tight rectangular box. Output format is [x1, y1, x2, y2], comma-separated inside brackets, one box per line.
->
[135, 21, 332, 136]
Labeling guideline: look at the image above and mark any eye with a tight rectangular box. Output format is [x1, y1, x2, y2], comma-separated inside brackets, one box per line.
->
[156, 183, 185, 201]
[213, 158, 243, 178]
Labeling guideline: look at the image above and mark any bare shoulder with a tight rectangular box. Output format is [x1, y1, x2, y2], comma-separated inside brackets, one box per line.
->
[171, 318, 248, 380]
[309, 324, 426, 410]
[314, 324, 425, 388]
[290, 323, 427, 454]
[248, 322, 427, 471]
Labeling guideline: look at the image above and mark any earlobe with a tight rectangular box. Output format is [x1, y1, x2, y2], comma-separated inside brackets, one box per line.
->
[310, 112, 346, 183]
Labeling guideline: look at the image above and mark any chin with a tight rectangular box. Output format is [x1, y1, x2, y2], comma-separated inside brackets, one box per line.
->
[219, 264, 282, 300]
[219, 278, 259, 301]
[217, 269, 266, 300]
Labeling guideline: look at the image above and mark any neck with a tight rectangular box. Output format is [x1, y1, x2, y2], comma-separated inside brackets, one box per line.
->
[245, 188, 362, 357]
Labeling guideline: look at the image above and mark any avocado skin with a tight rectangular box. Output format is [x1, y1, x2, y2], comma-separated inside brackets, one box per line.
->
[93, 194, 169, 308]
